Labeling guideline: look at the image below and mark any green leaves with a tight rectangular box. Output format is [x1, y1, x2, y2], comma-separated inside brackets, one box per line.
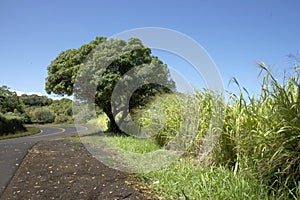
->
[46, 37, 107, 96]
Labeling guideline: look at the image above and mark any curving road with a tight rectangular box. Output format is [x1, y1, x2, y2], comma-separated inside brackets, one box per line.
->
[0, 126, 87, 195]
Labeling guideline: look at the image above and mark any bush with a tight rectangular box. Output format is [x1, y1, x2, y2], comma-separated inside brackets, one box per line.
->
[0, 113, 26, 135]
[30, 107, 55, 124]
[87, 113, 109, 131]
[54, 114, 72, 124]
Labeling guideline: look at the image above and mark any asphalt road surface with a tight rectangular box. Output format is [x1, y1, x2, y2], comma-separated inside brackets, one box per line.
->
[0, 126, 87, 195]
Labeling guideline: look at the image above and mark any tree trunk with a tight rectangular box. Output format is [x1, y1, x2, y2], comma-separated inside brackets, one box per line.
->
[102, 102, 122, 134]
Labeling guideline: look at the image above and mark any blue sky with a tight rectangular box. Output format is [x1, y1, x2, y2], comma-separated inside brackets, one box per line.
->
[0, 0, 300, 98]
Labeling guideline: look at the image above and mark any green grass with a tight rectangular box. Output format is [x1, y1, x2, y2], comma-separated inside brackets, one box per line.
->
[80, 128, 160, 154]
[79, 128, 296, 199]
[0, 127, 40, 140]
[137, 159, 275, 200]
[80, 134, 180, 173]
[102, 136, 160, 153]
[79, 135, 271, 199]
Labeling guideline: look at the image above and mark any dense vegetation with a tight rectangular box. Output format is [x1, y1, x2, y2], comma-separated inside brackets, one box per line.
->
[133, 64, 300, 199]
[0, 86, 74, 136]
[0, 113, 26, 135]
[20, 94, 73, 124]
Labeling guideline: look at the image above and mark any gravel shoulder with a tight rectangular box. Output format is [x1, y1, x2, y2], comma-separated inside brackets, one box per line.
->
[0, 138, 150, 200]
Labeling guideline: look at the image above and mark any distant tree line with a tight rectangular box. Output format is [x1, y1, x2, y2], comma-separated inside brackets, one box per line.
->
[20, 94, 73, 124]
[0, 85, 73, 135]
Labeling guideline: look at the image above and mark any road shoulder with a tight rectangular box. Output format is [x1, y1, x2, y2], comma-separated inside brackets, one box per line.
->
[0, 138, 149, 200]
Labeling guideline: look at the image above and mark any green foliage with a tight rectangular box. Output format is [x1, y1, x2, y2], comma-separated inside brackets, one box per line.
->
[45, 37, 107, 96]
[0, 86, 27, 135]
[0, 113, 26, 135]
[50, 98, 73, 124]
[213, 64, 300, 197]
[20, 94, 74, 124]
[132, 93, 182, 146]
[49, 98, 72, 116]
[54, 114, 70, 124]
[87, 113, 109, 131]
[132, 91, 222, 155]
[0, 86, 24, 114]
[30, 107, 55, 124]
[20, 94, 52, 107]
[101, 136, 160, 154]
[132, 64, 300, 197]
[72, 102, 95, 124]
[46, 37, 175, 132]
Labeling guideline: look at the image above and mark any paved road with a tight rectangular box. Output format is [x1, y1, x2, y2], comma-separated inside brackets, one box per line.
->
[0, 126, 87, 195]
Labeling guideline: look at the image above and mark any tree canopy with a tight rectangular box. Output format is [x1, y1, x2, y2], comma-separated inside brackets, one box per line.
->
[45, 37, 107, 96]
[46, 37, 175, 132]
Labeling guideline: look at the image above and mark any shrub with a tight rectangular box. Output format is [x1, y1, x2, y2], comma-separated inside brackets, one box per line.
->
[87, 113, 109, 131]
[54, 114, 72, 124]
[30, 107, 55, 124]
[0, 113, 26, 135]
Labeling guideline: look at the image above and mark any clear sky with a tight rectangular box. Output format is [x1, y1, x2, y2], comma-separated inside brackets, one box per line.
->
[1, 0, 300, 98]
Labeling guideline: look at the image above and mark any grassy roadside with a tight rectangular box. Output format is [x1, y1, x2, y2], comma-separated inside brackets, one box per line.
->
[0, 126, 40, 140]
[137, 160, 273, 200]
[78, 134, 277, 199]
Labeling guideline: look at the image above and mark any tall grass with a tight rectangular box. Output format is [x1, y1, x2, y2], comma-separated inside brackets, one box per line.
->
[131, 63, 300, 198]
[215, 64, 300, 197]
[132, 91, 224, 157]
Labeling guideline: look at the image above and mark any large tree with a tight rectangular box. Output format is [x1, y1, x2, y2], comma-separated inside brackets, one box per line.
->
[46, 37, 175, 132]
